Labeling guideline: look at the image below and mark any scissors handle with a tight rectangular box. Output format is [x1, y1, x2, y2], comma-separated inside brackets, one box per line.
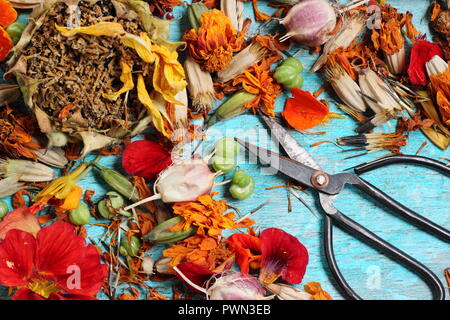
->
[354, 155, 450, 176]
[354, 177, 450, 242]
[323, 204, 446, 300]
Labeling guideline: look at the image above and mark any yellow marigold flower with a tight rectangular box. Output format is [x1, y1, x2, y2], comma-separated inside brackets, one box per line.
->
[183, 9, 246, 72]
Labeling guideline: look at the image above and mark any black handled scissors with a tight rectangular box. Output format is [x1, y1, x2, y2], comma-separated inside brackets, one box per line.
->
[236, 114, 450, 300]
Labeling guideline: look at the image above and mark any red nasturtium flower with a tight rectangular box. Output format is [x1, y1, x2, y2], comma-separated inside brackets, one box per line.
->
[227, 227, 309, 285]
[122, 140, 173, 180]
[0, 221, 107, 300]
[226, 233, 261, 274]
[408, 39, 444, 86]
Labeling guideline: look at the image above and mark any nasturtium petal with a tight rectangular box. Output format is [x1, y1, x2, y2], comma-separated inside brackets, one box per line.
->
[136, 75, 170, 138]
[102, 60, 134, 101]
[56, 22, 125, 38]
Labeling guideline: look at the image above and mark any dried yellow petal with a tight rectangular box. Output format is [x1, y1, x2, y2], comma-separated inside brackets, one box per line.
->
[147, 35, 187, 105]
[136, 74, 170, 138]
[102, 60, 134, 101]
[120, 33, 156, 63]
[56, 22, 125, 38]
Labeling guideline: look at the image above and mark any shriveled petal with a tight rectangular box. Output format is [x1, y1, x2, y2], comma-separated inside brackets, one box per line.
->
[56, 22, 125, 38]
[102, 60, 134, 101]
[137, 74, 170, 138]
[0, 229, 36, 286]
[121, 33, 155, 63]
[0, 206, 40, 240]
[48, 292, 98, 300]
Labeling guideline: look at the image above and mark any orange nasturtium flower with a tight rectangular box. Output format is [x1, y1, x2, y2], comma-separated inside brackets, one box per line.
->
[31, 162, 90, 212]
[183, 9, 246, 72]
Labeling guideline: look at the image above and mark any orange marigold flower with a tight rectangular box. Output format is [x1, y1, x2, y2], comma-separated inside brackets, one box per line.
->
[163, 235, 234, 272]
[0, 106, 42, 160]
[183, 9, 246, 72]
[231, 59, 282, 117]
[170, 192, 254, 238]
[430, 62, 450, 125]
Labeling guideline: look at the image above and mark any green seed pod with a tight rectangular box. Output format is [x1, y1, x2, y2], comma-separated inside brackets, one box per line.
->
[69, 202, 91, 225]
[120, 235, 141, 257]
[231, 169, 251, 188]
[214, 137, 240, 158]
[0, 200, 9, 220]
[229, 169, 255, 200]
[98, 191, 130, 219]
[94, 164, 140, 202]
[188, 2, 209, 31]
[6, 22, 27, 45]
[145, 216, 197, 244]
[274, 57, 304, 91]
[207, 91, 257, 127]
[211, 155, 236, 174]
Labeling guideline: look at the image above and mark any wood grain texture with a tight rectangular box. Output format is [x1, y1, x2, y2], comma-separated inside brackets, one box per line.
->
[0, 0, 448, 300]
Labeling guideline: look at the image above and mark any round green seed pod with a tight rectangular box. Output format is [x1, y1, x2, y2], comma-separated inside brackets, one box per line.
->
[231, 169, 251, 188]
[214, 137, 240, 158]
[283, 57, 303, 72]
[211, 155, 236, 174]
[98, 191, 127, 219]
[69, 202, 91, 225]
[0, 201, 9, 220]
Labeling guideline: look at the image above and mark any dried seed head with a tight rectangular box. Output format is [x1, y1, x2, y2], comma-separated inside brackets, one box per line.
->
[185, 56, 215, 113]
[217, 43, 268, 82]
[326, 64, 367, 112]
[266, 283, 312, 300]
[384, 46, 406, 75]
[0, 158, 55, 182]
[426, 55, 448, 77]
[33, 147, 68, 168]
[141, 256, 155, 276]
[358, 68, 402, 114]
[312, 13, 366, 72]
[0, 176, 24, 199]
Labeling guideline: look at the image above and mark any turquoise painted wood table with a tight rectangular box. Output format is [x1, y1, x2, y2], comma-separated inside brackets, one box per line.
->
[0, 0, 449, 300]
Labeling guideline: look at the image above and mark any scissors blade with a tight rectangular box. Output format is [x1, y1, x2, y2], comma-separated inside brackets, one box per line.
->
[260, 114, 322, 171]
[235, 138, 317, 190]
